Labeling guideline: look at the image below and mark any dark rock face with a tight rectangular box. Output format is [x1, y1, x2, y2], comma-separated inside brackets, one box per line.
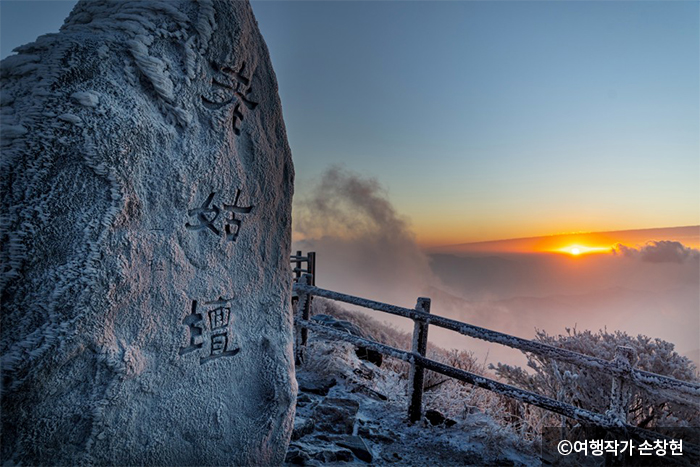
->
[337, 435, 373, 463]
[426, 409, 447, 426]
[356, 346, 384, 366]
[425, 409, 457, 427]
[297, 373, 337, 396]
[291, 416, 315, 441]
[0, 1, 295, 465]
[288, 367, 383, 465]
[313, 398, 360, 435]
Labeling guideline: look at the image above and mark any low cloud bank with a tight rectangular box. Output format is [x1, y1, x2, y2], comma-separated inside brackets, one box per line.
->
[292, 170, 698, 367]
[612, 241, 700, 263]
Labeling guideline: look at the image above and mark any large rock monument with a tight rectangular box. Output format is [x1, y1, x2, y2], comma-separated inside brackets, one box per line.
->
[0, 1, 295, 464]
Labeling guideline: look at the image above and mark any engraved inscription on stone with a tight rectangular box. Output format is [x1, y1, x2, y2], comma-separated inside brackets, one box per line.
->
[223, 189, 254, 242]
[185, 190, 253, 241]
[201, 61, 259, 135]
[1, 1, 295, 464]
[179, 297, 240, 365]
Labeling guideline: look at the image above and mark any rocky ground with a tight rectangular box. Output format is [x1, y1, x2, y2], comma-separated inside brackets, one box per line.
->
[285, 314, 540, 466]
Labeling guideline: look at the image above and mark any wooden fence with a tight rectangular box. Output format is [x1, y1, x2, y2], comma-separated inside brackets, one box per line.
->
[291, 250, 315, 285]
[291, 252, 315, 365]
[290, 257, 700, 431]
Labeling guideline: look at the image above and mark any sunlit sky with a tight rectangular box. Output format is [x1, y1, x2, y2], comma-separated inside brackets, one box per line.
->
[2, 0, 698, 246]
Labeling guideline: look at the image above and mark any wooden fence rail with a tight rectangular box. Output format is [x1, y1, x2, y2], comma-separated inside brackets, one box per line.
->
[291, 267, 700, 428]
[298, 317, 623, 427]
[292, 279, 700, 401]
[298, 316, 700, 460]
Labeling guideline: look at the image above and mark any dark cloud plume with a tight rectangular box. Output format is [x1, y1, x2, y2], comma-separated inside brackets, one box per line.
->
[612, 241, 700, 263]
[292, 166, 437, 307]
[294, 166, 408, 241]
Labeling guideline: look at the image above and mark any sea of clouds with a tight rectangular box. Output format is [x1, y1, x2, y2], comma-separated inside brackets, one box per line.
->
[293, 167, 699, 369]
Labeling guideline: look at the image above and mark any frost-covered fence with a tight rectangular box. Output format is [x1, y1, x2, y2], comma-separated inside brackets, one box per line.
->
[292, 273, 700, 428]
[291, 252, 315, 364]
[291, 251, 315, 285]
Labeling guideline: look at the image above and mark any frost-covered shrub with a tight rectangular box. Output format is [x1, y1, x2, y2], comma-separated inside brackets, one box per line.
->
[492, 328, 699, 428]
[308, 298, 414, 378]
[309, 298, 411, 350]
[424, 348, 482, 391]
[305, 299, 530, 434]
[308, 299, 484, 386]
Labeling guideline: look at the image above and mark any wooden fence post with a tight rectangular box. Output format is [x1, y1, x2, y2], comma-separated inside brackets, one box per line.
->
[408, 297, 431, 423]
[294, 273, 313, 365]
[300, 274, 313, 348]
[294, 250, 303, 282]
[307, 252, 316, 286]
[608, 345, 637, 424]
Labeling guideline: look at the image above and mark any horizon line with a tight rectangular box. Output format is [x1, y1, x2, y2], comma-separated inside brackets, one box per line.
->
[429, 224, 700, 249]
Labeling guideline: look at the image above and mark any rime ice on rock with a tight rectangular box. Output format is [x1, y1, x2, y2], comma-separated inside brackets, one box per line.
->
[0, 1, 295, 465]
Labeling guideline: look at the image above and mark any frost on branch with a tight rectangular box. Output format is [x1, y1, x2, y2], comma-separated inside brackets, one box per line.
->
[492, 328, 699, 429]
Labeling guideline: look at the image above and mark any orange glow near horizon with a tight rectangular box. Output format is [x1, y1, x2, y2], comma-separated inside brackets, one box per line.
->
[556, 244, 612, 256]
[424, 225, 700, 255]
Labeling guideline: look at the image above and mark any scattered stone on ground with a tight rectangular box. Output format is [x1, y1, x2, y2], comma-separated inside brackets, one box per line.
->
[298, 374, 337, 396]
[337, 436, 373, 463]
[286, 337, 539, 466]
[313, 398, 360, 435]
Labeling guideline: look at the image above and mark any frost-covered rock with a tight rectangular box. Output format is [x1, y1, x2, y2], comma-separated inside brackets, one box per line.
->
[337, 436, 374, 463]
[0, 1, 295, 465]
[312, 313, 383, 366]
[313, 398, 360, 435]
[289, 316, 540, 466]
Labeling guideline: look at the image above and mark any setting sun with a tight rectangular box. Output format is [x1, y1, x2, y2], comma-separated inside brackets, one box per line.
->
[556, 244, 611, 256]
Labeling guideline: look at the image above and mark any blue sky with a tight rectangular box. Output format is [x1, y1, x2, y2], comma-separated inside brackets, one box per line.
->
[2, 0, 698, 245]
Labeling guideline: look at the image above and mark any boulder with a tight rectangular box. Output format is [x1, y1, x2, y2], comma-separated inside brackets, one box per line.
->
[298, 373, 337, 396]
[285, 442, 354, 465]
[337, 435, 373, 463]
[312, 398, 360, 434]
[285, 445, 312, 465]
[0, 1, 295, 465]
[292, 416, 315, 441]
[296, 393, 313, 406]
[314, 448, 354, 463]
[358, 427, 397, 444]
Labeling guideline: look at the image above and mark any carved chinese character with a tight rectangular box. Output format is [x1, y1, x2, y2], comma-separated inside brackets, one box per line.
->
[201, 61, 259, 135]
[185, 192, 221, 235]
[223, 189, 254, 242]
[179, 297, 240, 365]
[186, 191, 253, 241]
[178, 301, 204, 356]
[208, 303, 230, 330]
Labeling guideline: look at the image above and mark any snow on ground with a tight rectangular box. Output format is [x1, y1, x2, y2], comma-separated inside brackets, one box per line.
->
[287, 316, 540, 466]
